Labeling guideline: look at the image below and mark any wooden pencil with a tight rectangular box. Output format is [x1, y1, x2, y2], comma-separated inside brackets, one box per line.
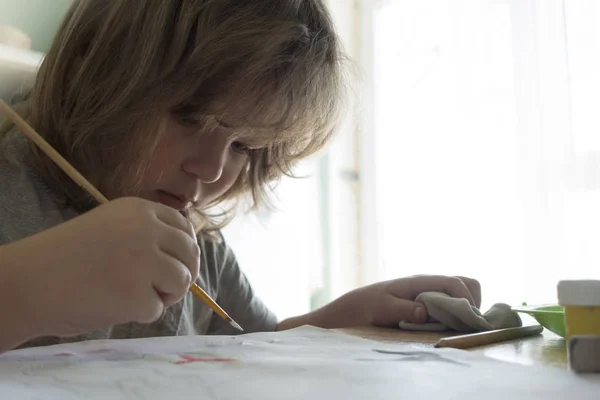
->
[0, 99, 243, 332]
[435, 325, 543, 349]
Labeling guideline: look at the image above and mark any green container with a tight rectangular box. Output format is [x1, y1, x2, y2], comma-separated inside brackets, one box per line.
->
[511, 304, 566, 338]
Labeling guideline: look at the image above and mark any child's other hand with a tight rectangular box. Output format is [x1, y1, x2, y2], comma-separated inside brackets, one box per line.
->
[315, 275, 481, 328]
[6, 197, 200, 338]
[363, 275, 481, 326]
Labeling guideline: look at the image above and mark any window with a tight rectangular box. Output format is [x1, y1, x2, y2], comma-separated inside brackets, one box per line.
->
[360, 0, 600, 308]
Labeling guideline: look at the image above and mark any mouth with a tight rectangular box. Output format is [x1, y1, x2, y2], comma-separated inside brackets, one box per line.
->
[156, 190, 193, 211]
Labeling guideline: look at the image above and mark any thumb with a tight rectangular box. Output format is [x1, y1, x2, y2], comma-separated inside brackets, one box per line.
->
[375, 296, 429, 326]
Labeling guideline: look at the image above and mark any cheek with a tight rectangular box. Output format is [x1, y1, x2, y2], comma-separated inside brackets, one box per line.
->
[224, 158, 247, 185]
[104, 118, 188, 198]
[223, 155, 248, 189]
[102, 149, 167, 199]
[136, 135, 186, 191]
[145, 146, 173, 179]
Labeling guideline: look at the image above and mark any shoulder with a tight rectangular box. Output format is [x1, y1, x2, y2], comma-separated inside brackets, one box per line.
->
[196, 230, 236, 274]
[0, 128, 73, 244]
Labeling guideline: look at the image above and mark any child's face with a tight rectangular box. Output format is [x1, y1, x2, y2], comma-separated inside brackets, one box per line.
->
[130, 111, 266, 211]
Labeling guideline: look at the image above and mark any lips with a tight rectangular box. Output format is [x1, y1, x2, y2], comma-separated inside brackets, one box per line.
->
[157, 190, 192, 211]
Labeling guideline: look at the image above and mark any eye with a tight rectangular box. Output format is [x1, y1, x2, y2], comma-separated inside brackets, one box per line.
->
[231, 141, 251, 154]
[215, 117, 234, 128]
[177, 115, 200, 127]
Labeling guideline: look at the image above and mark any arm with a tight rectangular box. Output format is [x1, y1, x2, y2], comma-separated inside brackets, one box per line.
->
[277, 286, 378, 331]
[0, 198, 202, 353]
[202, 234, 480, 333]
[0, 242, 42, 352]
[277, 276, 481, 331]
[276, 307, 333, 331]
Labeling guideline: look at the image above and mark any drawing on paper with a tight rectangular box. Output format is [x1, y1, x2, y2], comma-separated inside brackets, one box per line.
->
[1, 326, 597, 400]
[356, 349, 470, 367]
[172, 354, 238, 365]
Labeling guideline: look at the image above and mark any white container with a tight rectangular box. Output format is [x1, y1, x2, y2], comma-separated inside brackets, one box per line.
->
[558, 280, 600, 373]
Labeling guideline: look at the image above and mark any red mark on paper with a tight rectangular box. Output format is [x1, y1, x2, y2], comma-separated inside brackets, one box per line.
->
[173, 355, 237, 365]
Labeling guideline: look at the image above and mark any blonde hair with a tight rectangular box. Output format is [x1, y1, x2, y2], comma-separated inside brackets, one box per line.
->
[26, 0, 348, 233]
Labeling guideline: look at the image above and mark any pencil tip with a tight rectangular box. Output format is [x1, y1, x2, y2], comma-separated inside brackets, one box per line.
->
[230, 320, 244, 332]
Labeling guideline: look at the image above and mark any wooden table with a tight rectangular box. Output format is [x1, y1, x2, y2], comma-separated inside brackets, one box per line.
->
[337, 325, 568, 369]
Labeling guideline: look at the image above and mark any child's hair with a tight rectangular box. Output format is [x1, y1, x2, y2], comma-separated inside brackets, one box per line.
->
[26, 0, 348, 233]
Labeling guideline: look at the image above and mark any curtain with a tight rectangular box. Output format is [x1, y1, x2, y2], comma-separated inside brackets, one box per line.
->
[364, 0, 600, 308]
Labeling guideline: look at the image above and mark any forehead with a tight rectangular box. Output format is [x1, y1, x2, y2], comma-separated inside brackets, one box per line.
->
[214, 96, 290, 128]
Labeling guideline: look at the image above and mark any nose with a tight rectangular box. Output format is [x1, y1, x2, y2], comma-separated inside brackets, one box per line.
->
[181, 139, 228, 184]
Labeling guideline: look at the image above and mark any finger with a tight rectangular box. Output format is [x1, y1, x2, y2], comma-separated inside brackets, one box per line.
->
[388, 275, 476, 306]
[134, 288, 165, 324]
[373, 294, 429, 326]
[150, 252, 193, 307]
[156, 221, 201, 282]
[153, 203, 197, 241]
[455, 276, 482, 308]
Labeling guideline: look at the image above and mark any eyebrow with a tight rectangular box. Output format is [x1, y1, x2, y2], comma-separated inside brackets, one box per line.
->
[214, 116, 234, 129]
[173, 105, 276, 147]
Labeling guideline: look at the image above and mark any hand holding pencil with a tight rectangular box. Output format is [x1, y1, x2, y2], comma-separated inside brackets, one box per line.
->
[0, 99, 243, 333]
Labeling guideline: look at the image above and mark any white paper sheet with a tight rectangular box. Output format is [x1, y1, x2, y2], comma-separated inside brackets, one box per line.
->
[0, 326, 598, 399]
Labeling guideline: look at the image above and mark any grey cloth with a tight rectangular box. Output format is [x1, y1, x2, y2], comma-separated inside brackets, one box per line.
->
[398, 292, 522, 333]
[0, 124, 278, 349]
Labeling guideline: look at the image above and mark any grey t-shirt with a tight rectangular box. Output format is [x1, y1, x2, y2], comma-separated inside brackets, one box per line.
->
[0, 126, 278, 348]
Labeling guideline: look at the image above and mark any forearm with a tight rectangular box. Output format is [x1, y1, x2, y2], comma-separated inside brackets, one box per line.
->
[276, 311, 325, 331]
[0, 243, 39, 352]
[276, 289, 372, 331]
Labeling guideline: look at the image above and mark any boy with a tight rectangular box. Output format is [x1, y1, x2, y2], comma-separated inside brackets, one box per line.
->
[0, 0, 480, 352]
